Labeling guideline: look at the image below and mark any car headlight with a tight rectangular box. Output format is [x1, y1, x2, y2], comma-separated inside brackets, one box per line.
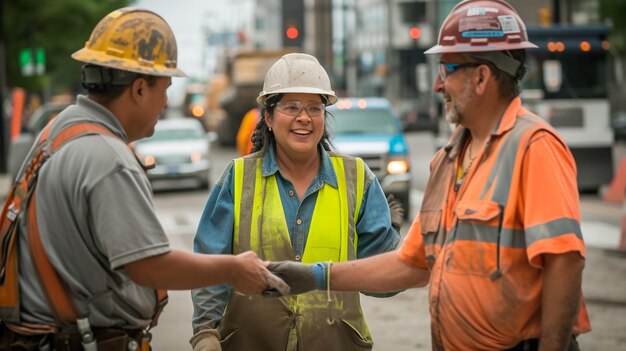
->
[191, 151, 208, 163]
[143, 154, 156, 167]
[387, 160, 409, 174]
[191, 105, 205, 118]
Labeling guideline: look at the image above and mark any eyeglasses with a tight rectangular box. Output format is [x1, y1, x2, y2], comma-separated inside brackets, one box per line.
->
[438, 62, 481, 81]
[274, 101, 326, 117]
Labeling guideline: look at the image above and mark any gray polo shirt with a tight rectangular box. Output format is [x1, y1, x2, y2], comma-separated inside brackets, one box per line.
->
[18, 95, 170, 329]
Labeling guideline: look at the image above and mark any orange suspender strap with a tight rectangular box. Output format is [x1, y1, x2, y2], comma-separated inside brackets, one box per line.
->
[27, 192, 78, 325]
[26, 122, 117, 325]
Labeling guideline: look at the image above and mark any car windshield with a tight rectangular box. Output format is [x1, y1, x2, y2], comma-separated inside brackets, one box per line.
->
[142, 127, 205, 142]
[329, 109, 398, 135]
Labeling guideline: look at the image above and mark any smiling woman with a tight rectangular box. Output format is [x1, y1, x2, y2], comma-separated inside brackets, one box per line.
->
[190, 53, 404, 351]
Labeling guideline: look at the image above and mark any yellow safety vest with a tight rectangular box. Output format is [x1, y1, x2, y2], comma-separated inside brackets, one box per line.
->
[219, 152, 373, 351]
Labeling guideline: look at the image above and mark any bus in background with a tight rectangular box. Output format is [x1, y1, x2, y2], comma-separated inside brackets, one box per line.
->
[521, 25, 616, 191]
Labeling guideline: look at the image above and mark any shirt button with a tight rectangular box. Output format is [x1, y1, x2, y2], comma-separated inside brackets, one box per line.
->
[296, 219, 302, 225]
[289, 190, 294, 197]
[295, 255, 301, 261]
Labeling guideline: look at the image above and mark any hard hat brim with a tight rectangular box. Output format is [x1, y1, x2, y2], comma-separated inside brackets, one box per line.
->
[256, 87, 338, 105]
[72, 48, 186, 77]
[425, 42, 538, 55]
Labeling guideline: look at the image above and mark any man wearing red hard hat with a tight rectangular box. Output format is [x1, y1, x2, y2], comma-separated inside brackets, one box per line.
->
[265, 1, 591, 350]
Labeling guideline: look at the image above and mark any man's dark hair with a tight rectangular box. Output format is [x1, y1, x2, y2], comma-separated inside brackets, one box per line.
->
[82, 65, 158, 104]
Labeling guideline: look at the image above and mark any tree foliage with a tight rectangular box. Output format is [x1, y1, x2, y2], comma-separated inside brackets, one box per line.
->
[599, 0, 626, 54]
[3, 0, 132, 95]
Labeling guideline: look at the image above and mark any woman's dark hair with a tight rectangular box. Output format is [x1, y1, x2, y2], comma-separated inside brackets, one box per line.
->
[249, 94, 334, 154]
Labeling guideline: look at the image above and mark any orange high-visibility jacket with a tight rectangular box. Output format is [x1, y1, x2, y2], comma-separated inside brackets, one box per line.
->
[400, 98, 591, 350]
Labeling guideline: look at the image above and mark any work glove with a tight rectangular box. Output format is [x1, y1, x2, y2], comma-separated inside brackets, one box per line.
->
[387, 194, 405, 231]
[190, 329, 221, 351]
[265, 261, 328, 296]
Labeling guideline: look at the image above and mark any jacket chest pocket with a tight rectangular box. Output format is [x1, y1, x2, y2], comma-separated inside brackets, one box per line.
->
[444, 201, 503, 277]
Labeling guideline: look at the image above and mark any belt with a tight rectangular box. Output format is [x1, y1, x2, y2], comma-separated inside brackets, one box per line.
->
[506, 338, 539, 351]
[506, 336, 579, 351]
[0, 323, 149, 351]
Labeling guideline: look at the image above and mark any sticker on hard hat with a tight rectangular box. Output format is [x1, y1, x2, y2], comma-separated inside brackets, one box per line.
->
[462, 31, 504, 38]
[498, 15, 521, 34]
[466, 7, 500, 17]
[460, 17, 501, 32]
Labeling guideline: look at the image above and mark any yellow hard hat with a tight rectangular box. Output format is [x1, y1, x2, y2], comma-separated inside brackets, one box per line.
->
[72, 7, 185, 77]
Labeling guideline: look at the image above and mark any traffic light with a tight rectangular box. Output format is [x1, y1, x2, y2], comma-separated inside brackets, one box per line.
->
[409, 26, 422, 40]
[282, 0, 304, 47]
[286, 25, 299, 40]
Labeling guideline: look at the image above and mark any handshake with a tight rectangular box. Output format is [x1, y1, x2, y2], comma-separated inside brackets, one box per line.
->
[264, 261, 330, 297]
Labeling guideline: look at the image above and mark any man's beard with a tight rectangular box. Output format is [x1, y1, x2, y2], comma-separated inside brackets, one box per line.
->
[445, 80, 474, 125]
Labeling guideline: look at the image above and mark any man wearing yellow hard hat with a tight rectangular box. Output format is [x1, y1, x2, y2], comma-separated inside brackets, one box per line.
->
[0, 8, 286, 351]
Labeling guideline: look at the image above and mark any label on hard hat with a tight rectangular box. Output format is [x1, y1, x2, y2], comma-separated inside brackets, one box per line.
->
[466, 7, 499, 17]
[498, 15, 521, 34]
[460, 17, 501, 32]
[462, 31, 504, 38]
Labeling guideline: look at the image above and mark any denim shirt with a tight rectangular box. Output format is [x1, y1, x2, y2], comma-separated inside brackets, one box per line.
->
[191, 144, 400, 332]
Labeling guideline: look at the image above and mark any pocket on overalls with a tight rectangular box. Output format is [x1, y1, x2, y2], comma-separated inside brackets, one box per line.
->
[419, 209, 442, 268]
[445, 201, 502, 277]
[339, 320, 373, 350]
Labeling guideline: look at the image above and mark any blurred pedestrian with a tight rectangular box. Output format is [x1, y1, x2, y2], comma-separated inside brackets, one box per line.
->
[0, 8, 284, 351]
[267, 1, 591, 350]
[190, 53, 404, 351]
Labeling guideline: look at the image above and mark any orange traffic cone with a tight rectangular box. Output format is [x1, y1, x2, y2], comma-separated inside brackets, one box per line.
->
[604, 156, 626, 204]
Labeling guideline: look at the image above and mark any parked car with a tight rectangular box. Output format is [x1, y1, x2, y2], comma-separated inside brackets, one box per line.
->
[7, 101, 72, 181]
[133, 118, 212, 190]
[327, 97, 412, 218]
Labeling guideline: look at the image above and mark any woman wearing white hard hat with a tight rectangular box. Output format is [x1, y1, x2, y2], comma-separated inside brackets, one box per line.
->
[190, 53, 404, 351]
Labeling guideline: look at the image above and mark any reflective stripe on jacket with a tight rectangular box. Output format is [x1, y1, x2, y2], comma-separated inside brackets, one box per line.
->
[409, 97, 591, 350]
[219, 153, 373, 351]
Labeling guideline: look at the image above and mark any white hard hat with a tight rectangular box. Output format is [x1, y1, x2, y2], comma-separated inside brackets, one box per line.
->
[256, 53, 338, 105]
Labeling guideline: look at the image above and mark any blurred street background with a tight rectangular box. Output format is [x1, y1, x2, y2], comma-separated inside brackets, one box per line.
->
[2, 0, 626, 350]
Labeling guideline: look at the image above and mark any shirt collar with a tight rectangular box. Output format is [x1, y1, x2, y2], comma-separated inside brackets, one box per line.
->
[76, 95, 129, 141]
[443, 97, 522, 161]
[491, 96, 522, 136]
[261, 143, 338, 188]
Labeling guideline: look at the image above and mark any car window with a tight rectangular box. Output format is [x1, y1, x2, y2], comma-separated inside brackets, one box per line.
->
[328, 109, 398, 135]
[141, 127, 206, 142]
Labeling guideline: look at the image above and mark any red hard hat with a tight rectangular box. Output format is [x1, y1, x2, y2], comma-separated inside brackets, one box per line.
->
[425, 0, 537, 55]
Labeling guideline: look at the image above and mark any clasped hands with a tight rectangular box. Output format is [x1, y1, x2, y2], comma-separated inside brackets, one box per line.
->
[262, 261, 328, 297]
[230, 251, 325, 298]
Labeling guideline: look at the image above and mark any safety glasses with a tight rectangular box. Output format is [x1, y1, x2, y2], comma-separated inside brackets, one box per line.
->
[438, 62, 481, 81]
[275, 101, 326, 117]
